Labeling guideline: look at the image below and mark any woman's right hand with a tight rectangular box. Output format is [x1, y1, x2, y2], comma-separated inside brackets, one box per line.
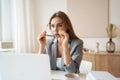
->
[37, 31, 46, 53]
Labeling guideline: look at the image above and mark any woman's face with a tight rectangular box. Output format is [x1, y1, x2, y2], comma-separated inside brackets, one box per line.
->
[50, 17, 67, 37]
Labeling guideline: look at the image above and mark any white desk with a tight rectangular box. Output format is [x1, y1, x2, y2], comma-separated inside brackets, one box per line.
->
[51, 70, 120, 80]
[51, 70, 86, 80]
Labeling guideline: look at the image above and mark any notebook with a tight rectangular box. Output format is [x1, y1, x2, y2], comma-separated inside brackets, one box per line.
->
[0, 53, 51, 80]
[86, 71, 117, 80]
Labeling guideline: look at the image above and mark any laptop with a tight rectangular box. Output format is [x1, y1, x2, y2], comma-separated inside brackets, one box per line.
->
[0, 53, 51, 80]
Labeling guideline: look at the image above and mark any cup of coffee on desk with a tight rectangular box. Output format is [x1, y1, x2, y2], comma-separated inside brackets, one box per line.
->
[64, 73, 81, 80]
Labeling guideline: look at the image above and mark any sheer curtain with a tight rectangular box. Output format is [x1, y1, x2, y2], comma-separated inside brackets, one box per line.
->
[1, 0, 66, 53]
[13, 0, 36, 53]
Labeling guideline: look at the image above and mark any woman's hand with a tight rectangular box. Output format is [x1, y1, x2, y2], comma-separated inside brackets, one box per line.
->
[37, 31, 46, 53]
[58, 30, 71, 65]
[58, 30, 69, 47]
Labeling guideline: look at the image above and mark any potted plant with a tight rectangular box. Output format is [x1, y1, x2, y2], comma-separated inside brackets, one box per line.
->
[106, 24, 117, 53]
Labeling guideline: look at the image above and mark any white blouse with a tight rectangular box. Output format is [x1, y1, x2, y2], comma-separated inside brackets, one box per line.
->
[56, 58, 62, 70]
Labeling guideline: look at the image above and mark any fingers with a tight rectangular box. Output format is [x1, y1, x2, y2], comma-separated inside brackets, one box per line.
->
[58, 30, 69, 39]
[37, 31, 46, 43]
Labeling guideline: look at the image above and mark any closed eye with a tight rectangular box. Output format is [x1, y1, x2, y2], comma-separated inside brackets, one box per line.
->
[51, 24, 55, 28]
[57, 23, 63, 27]
[50, 22, 64, 28]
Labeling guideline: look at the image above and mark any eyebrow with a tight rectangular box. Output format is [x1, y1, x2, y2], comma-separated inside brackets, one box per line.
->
[50, 22, 63, 25]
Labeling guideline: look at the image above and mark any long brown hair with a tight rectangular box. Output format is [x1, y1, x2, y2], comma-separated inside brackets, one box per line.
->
[49, 11, 79, 39]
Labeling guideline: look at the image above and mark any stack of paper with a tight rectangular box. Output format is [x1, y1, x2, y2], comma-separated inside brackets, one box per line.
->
[86, 71, 117, 80]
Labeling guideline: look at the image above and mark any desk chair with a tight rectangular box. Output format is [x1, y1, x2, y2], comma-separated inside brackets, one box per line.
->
[80, 60, 92, 74]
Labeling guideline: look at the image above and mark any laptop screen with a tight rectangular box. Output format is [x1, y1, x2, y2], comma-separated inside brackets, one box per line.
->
[0, 53, 51, 80]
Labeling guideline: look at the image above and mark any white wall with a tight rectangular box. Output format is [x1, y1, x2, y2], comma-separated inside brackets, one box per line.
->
[67, 0, 109, 38]
[109, 0, 120, 38]
[82, 38, 120, 51]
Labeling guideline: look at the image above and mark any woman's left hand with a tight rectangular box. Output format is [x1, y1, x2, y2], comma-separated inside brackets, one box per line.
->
[58, 30, 69, 47]
[59, 30, 71, 65]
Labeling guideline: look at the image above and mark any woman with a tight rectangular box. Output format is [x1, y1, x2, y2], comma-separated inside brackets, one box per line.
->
[37, 11, 83, 73]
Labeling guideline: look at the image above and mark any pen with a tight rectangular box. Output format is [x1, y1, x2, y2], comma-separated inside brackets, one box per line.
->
[46, 34, 54, 37]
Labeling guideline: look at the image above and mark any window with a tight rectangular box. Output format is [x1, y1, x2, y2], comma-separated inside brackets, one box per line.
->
[0, 0, 2, 41]
[0, 0, 13, 41]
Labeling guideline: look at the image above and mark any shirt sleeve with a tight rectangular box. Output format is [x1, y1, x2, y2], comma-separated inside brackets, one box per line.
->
[64, 39, 83, 73]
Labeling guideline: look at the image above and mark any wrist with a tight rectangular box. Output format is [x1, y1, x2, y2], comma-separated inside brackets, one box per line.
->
[39, 46, 45, 53]
[62, 44, 68, 49]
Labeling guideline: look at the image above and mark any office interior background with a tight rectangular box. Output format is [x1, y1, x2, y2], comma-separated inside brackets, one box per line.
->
[0, 0, 120, 53]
